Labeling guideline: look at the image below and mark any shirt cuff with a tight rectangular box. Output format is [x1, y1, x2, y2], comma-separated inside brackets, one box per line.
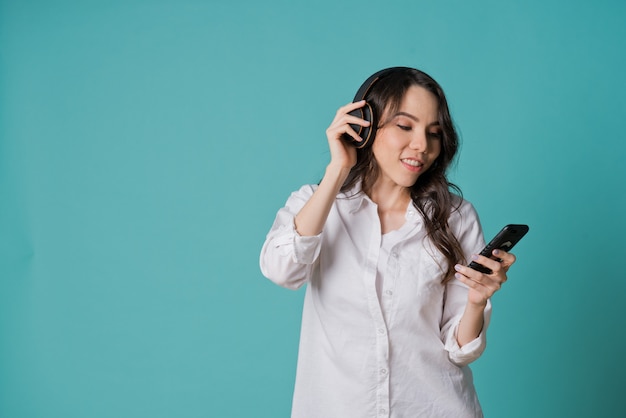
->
[287, 218, 322, 264]
[444, 300, 492, 367]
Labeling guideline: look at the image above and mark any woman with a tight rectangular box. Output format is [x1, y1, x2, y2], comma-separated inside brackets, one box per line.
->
[260, 67, 516, 417]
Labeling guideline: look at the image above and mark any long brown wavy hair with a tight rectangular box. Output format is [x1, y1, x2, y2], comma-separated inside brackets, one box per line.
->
[341, 67, 465, 283]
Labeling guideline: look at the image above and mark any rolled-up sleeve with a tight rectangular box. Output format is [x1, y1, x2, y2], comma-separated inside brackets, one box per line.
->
[260, 185, 322, 290]
[442, 285, 492, 366]
[440, 199, 490, 366]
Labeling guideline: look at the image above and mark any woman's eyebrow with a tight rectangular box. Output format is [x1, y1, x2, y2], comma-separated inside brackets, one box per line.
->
[394, 111, 419, 121]
[394, 112, 440, 128]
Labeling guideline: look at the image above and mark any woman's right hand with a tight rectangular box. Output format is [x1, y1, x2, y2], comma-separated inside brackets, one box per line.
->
[325, 100, 370, 170]
[293, 101, 370, 237]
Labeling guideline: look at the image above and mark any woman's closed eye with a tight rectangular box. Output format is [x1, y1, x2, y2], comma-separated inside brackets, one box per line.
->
[428, 131, 443, 139]
[396, 124, 442, 139]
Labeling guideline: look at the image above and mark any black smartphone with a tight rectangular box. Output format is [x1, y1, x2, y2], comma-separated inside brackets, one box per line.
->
[468, 224, 529, 274]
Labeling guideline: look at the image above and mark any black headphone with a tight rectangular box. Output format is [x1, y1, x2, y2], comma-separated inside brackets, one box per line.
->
[343, 67, 411, 149]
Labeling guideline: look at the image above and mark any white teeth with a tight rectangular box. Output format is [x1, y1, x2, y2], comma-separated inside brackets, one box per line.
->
[402, 159, 423, 167]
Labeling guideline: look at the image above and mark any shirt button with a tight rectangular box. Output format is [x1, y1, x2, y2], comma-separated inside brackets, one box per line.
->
[378, 328, 385, 335]
[379, 409, 386, 415]
[408, 210, 415, 217]
[391, 252, 398, 258]
[385, 290, 393, 296]
[380, 368, 387, 375]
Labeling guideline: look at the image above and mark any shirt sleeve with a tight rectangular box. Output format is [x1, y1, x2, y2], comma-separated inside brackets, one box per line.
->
[259, 185, 322, 290]
[440, 199, 491, 366]
[442, 284, 492, 366]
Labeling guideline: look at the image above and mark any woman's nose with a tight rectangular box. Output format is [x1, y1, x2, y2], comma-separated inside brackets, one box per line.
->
[409, 132, 427, 151]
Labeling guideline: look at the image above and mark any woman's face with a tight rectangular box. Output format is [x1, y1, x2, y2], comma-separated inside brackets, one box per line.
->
[371, 85, 442, 191]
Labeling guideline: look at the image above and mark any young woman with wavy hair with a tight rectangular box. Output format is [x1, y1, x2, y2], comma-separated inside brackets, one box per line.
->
[260, 67, 518, 418]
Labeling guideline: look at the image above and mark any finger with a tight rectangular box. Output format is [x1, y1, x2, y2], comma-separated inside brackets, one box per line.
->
[337, 99, 367, 114]
[335, 101, 370, 124]
[327, 119, 370, 146]
[331, 101, 364, 123]
[454, 266, 487, 290]
[468, 254, 502, 275]
[455, 264, 503, 297]
[454, 263, 485, 284]
[330, 109, 371, 131]
[493, 249, 516, 269]
[337, 125, 363, 144]
[461, 258, 507, 291]
[343, 113, 371, 127]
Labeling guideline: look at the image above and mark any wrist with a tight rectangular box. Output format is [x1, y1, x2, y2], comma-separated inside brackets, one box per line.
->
[466, 299, 488, 311]
[325, 162, 352, 178]
[323, 164, 351, 189]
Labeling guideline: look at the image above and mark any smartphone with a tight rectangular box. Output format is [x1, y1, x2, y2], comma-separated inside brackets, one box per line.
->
[468, 224, 529, 274]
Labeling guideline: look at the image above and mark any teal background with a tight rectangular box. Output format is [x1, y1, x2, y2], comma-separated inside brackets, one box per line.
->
[1, 0, 625, 417]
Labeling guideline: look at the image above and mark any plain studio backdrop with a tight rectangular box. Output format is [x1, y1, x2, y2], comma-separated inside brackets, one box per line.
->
[1, 0, 625, 417]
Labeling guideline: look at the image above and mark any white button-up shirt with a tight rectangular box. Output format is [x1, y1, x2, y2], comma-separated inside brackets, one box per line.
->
[260, 184, 491, 418]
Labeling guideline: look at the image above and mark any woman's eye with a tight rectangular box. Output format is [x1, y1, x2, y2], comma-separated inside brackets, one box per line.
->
[397, 124, 412, 131]
[428, 132, 443, 139]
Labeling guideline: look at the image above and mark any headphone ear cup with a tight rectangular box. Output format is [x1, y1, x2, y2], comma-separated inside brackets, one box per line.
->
[344, 102, 376, 149]
[341, 67, 403, 149]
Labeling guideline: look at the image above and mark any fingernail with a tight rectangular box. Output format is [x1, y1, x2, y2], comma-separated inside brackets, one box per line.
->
[493, 249, 500, 256]
[471, 254, 479, 261]
[454, 264, 462, 271]
[455, 273, 462, 279]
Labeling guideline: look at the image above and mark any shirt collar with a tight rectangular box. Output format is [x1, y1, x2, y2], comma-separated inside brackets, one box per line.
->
[341, 190, 371, 214]
[339, 183, 422, 224]
[405, 202, 421, 224]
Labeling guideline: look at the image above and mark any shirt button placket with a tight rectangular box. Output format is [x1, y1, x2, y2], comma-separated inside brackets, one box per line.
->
[365, 216, 390, 418]
[374, 324, 390, 417]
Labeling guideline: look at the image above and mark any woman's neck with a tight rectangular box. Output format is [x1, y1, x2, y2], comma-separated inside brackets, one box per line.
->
[367, 180, 412, 234]
[368, 179, 411, 212]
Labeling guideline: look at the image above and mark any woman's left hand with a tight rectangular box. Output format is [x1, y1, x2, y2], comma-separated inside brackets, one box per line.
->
[453, 250, 517, 307]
